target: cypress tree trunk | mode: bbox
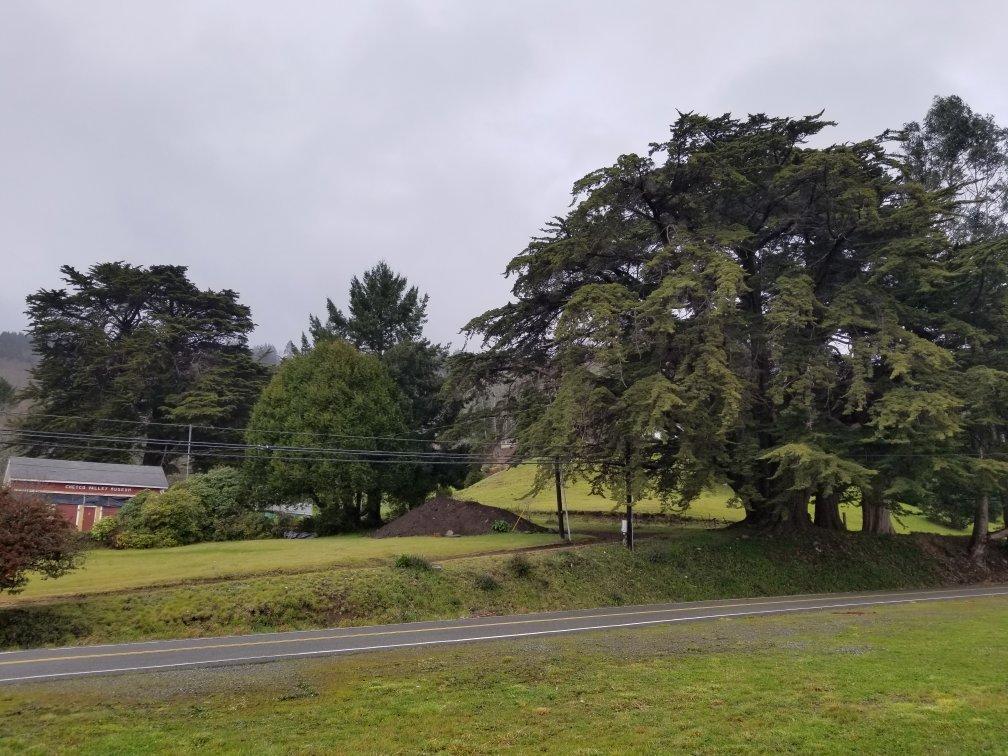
[813,488,845,530]
[353,491,363,528]
[364,489,383,528]
[743,491,813,531]
[969,493,990,562]
[861,487,894,535]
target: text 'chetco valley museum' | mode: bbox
[2,456,168,532]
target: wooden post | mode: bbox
[554,459,570,541]
[185,424,193,480]
[624,457,634,551]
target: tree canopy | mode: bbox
[454,106,1008,535]
[243,340,408,530]
[303,262,467,510]
[17,263,269,468]
[306,261,429,355]
[0,489,82,594]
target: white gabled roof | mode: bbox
[3,456,168,489]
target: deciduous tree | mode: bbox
[0,490,82,593]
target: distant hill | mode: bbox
[0,331,35,389]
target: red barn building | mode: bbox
[2,456,168,532]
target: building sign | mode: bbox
[8,480,160,498]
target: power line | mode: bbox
[3,428,489,460]
[0,408,517,445]
[0,434,545,467]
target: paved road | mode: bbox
[2,585,1006,684]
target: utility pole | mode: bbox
[624,452,634,551]
[185,424,193,480]
[554,458,570,541]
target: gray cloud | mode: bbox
[2,0,1005,348]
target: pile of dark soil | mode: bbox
[373,496,548,538]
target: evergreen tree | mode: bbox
[303,262,466,515]
[454,112,960,531]
[900,96,1008,555]
[307,261,428,355]
[18,263,268,468]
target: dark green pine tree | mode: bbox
[454,111,962,531]
[302,262,466,520]
[307,261,428,355]
[19,263,269,468]
[899,95,1008,556]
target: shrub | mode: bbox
[315,505,352,536]
[491,519,510,533]
[507,553,534,578]
[474,573,500,591]
[134,487,207,546]
[462,467,486,488]
[0,490,83,593]
[115,531,179,550]
[89,516,119,546]
[219,511,275,541]
[186,467,248,533]
[117,489,155,530]
[394,554,432,570]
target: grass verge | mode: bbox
[2,529,1004,650]
[0,532,563,605]
[1,597,1006,753]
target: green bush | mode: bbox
[474,573,500,591]
[491,519,510,533]
[89,516,119,546]
[315,505,352,536]
[219,511,275,541]
[115,531,179,550]
[134,487,207,546]
[394,554,432,570]
[185,467,249,538]
[116,490,155,531]
[507,553,534,578]
[462,467,486,488]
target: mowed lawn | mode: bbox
[2,532,562,605]
[2,597,1006,753]
[459,465,970,534]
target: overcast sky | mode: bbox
[2,1,1006,350]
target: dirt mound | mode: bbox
[373,496,548,538]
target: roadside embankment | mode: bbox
[2,529,1005,650]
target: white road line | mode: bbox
[3,589,1006,683]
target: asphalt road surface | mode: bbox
[3,585,1006,684]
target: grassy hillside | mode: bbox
[4,597,1006,753]
[459,465,969,534]
[2,529,1003,650]
[0,532,563,605]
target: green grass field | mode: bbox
[459,465,970,534]
[1,532,562,605]
[3,529,996,650]
[3,596,1006,753]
